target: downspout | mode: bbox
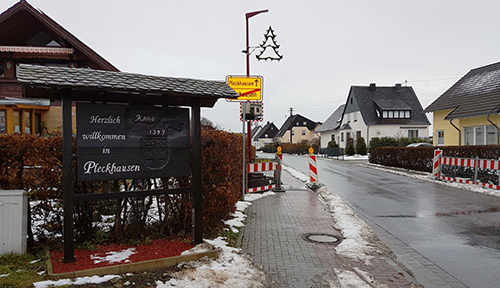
[366,126,370,150]
[449,119,461,146]
[486,114,500,144]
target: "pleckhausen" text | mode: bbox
[83,161,140,175]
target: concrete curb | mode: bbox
[45,245,219,278]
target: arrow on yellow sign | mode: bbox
[226,76,263,101]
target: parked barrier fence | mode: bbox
[247,155,283,193]
[433,149,500,191]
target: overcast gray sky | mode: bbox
[4,0,500,132]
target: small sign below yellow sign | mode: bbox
[226,75,263,101]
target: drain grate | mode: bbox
[301,233,342,245]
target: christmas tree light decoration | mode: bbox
[256,26,283,62]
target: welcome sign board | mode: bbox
[76,103,190,181]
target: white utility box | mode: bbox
[0,190,28,254]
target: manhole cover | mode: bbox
[301,233,342,245]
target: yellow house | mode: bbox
[425,62,500,146]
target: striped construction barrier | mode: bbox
[440,156,500,169]
[309,148,318,183]
[247,162,278,173]
[247,161,278,193]
[434,149,500,191]
[432,149,442,177]
[247,184,277,193]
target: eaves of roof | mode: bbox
[316,104,344,133]
[0,1,118,71]
[17,64,239,107]
[425,62,500,120]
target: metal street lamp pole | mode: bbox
[245,9,268,165]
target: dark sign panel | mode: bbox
[77,103,190,181]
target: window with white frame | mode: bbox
[464,125,498,145]
[437,130,444,146]
[353,112,357,122]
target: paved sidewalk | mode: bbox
[241,170,419,287]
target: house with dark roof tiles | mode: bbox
[275,114,321,144]
[425,61,500,146]
[252,121,278,149]
[335,83,430,149]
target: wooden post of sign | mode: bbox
[192,98,203,244]
[62,88,75,263]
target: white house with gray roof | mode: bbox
[316,104,344,148]
[335,83,430,149]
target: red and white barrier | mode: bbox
[309,151,318,183]
[247,184,277,193]
[247,161,278,193]
[247,162,278,173]
[434,149,500,191]
[432,149,442,177]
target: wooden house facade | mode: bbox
[0,0,118,134]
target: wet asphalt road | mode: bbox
[281,154,500,288]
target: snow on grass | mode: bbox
[343,154,369,161]
[156,236,266,288]
[34,275,121,288]
[90,247,136,264]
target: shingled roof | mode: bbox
[316,104,344,133]
[275,114,321,138]
[350,85,430,126]
[17,64,239,107]
[424,62,500,119]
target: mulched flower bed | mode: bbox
[50,238,194,274]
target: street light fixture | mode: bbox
[246,9,268,77]
[242,9,268,197]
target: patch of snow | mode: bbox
[90,248,136,264]
[244,191,275,202]
[283,165,309,182]
[343,154,369,161]
[33,275,121,288]
[335,269,372,288]
[156,237,266,288]
[181,243,214,256]
[156,192,276,287]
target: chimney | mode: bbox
[395,83,402,92]
[369,83,376,91]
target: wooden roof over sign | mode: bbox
[18,64,239,107]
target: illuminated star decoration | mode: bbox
[256,26,283,62]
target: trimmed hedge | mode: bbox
[0,132,245,244]
[262,140,319,154]
[369,145,500,173]
[368,137,431,153]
